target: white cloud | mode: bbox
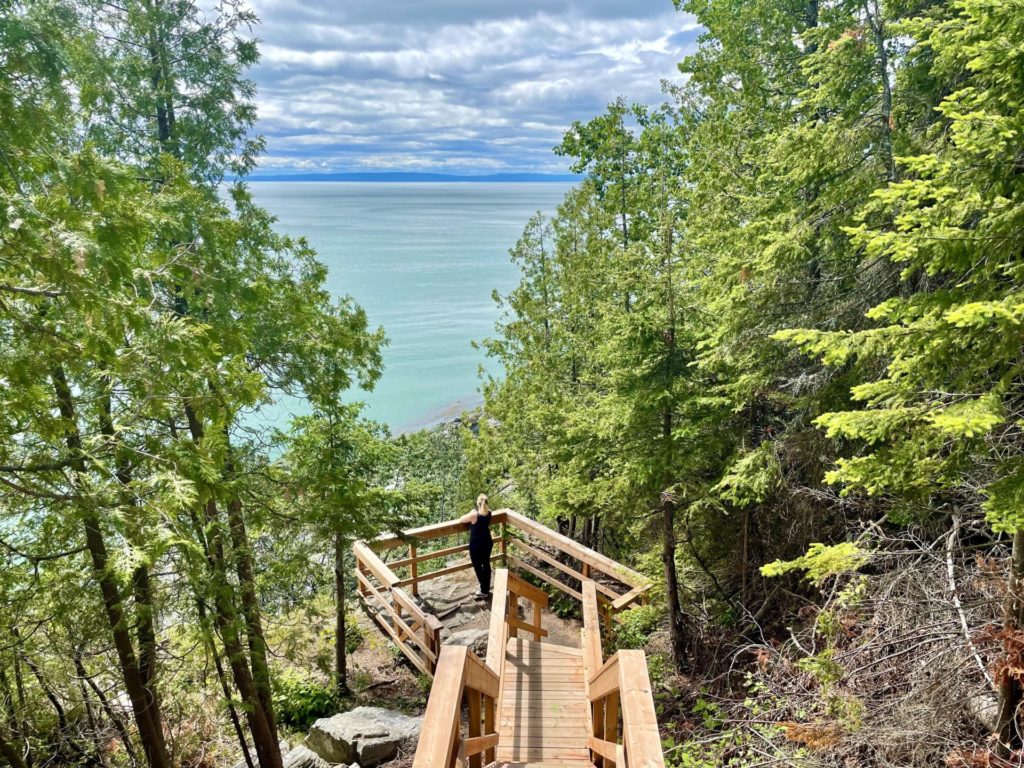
[245,1,700,174]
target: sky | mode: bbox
[245,0,701,176]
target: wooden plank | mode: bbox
[413,646,468,768]
[461,732,498,757]
[611,584,650,611]
[372,511,509,550]
[498,711,589,721]
[501,691,586,702]
[355,570,437,665]
[588,653,620,702]
[506,640,581,658]
[618,650,665,768]
[503,736,590,747]
[507,569,551,607]
[409,543,418,597]
[581,580,603,686]
[507,616,548,640]
[463,651,500,699]
[486,569,510,674]
[390,536,502,568]
[365,609,431,676]
[588,736,618,763]
[498,713,590,725]
[353,541,399,588]
[495,747,591,761]
[484,694,496,764]
[390,586,435,633]
[467,687,482,768]
[394,552,502,588]
[512,539,620,601]
[503,510,645,588]
[507,555,582,601]
[603,689,619,768]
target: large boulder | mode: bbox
[304,707,423,766]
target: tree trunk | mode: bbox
[225,493,279,745]
[74,651,138,767]
[50,367,171,768]
[0,733,27,768]
[183,406,282,768]
[0,665,28,768]
[996,529,1024,753]
[661,493,688,670]
[335,532,349,696]
[196,597,254,768]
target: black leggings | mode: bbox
[469,542,492,594]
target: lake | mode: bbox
[247,181,573,433]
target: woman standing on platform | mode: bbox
[461,493,493,598]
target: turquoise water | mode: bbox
[247,182,572,433]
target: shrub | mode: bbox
[272,669,337,728]
[609,604,661,652]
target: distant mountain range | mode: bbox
[246,171,582,183]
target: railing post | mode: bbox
[427,615,443,675]
[409,542,418,597]
[507,586,518,639]
[484,694,495,765]
[604,689,619,768]
[500,522,508,565]
[467,689,482,768]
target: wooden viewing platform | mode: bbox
[353,511,665,767]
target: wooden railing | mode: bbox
[485,569,549,673]
[582,581,665,768]
[412,645,499,768]
[502,509,651,625]
[353,508,651,676]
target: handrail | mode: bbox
[412,645,499,768]
[485,570,511,674]
[354,509,651,677]
[583,579,665,768]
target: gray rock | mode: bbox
[448,627,489,656]
[305,707,423,767]
[283,746,329,768]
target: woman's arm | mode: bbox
[459,509,478,525]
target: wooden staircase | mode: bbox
[352,510,663,767]
[498,637,591,765]
[411,569,665,768]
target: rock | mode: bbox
[448,627,489,655]
[305,707,423,767]
[283,746,329,768]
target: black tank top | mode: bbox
[468,511,492,548]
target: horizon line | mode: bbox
[242,170,583,183]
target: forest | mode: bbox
[2,0,1023,767]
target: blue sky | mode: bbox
[246,0,701,175]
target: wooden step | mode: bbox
[497,637,591,765]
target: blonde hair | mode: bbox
[476,493,490,515]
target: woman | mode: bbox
[461,493,493,598]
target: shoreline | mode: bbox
[393,392,484,435]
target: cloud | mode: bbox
[244,0,700,174]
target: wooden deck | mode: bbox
[363,511,664,768]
